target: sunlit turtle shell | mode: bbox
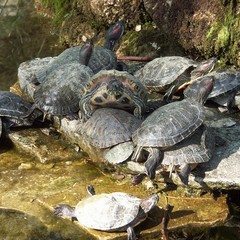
[33,63,93,118]
[54,187,159,237]
[79,70,148,121]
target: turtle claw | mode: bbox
[132,173,146,185]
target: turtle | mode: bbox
[0,91,40,128]
[80,108,142,164]
[162,125,214,185]
[33,21,124,85]
[131,75,214,183]
[134,56,217,102]
[26,41,94,119]
[79,69,148,121]
[54,185,159,240]
[184,69,240,112]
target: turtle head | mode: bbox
[195,75,215,104]
[79,39,93,65]
[191,57,218,79]
[104,21,124,51]
[107,79,124,97]
[54,204,76,220]
[140,194,159,213]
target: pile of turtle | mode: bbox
[1,20,240,188]
[1,20,240,240]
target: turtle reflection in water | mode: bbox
[131,76,214,185]
[54,185,159,240]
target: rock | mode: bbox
[8,128,83,163]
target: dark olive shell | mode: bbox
[33,63,93,116]
[132,99,205,148]
[162,125,214,165]
[81,108,142,148]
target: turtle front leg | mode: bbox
[79,95,93,122]
[127,226,136,240]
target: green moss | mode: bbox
[205,0,240,66]
[41,0,73,25]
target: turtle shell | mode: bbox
[132,99,205,148]
[74,192,143,231]
[134,56,197,92]
[80,70,148,118]
[81,108,142,148]
[35,46,116,84]
[0,91,34,127]
[207,70,240,98]
[33,63,93,116]
[162,125,214,166]
[184,70,240,107]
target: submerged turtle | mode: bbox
[185,69,240,112]
[27,42,94,119]
[34,21,124,84]
[0,91,40,127]
[131,75,214,183]
[81,108,142,163]
[162,125,214,185]
[79,69,148,121]
[134,56,217,102]
[54,185,159,240]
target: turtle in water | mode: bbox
[79,69,148,121]
[0,91,40,128]
[54,185,159,240]
[134,56,217,102]
[162,125,214,185]
[131,75,214,184]
[34,21,124,84]
[80,108,142,164]
[26,41,94,119]
[184,69,240,112]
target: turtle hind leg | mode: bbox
[144,148,163,179]
[178,163,191,186]
[127,226,136,240]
